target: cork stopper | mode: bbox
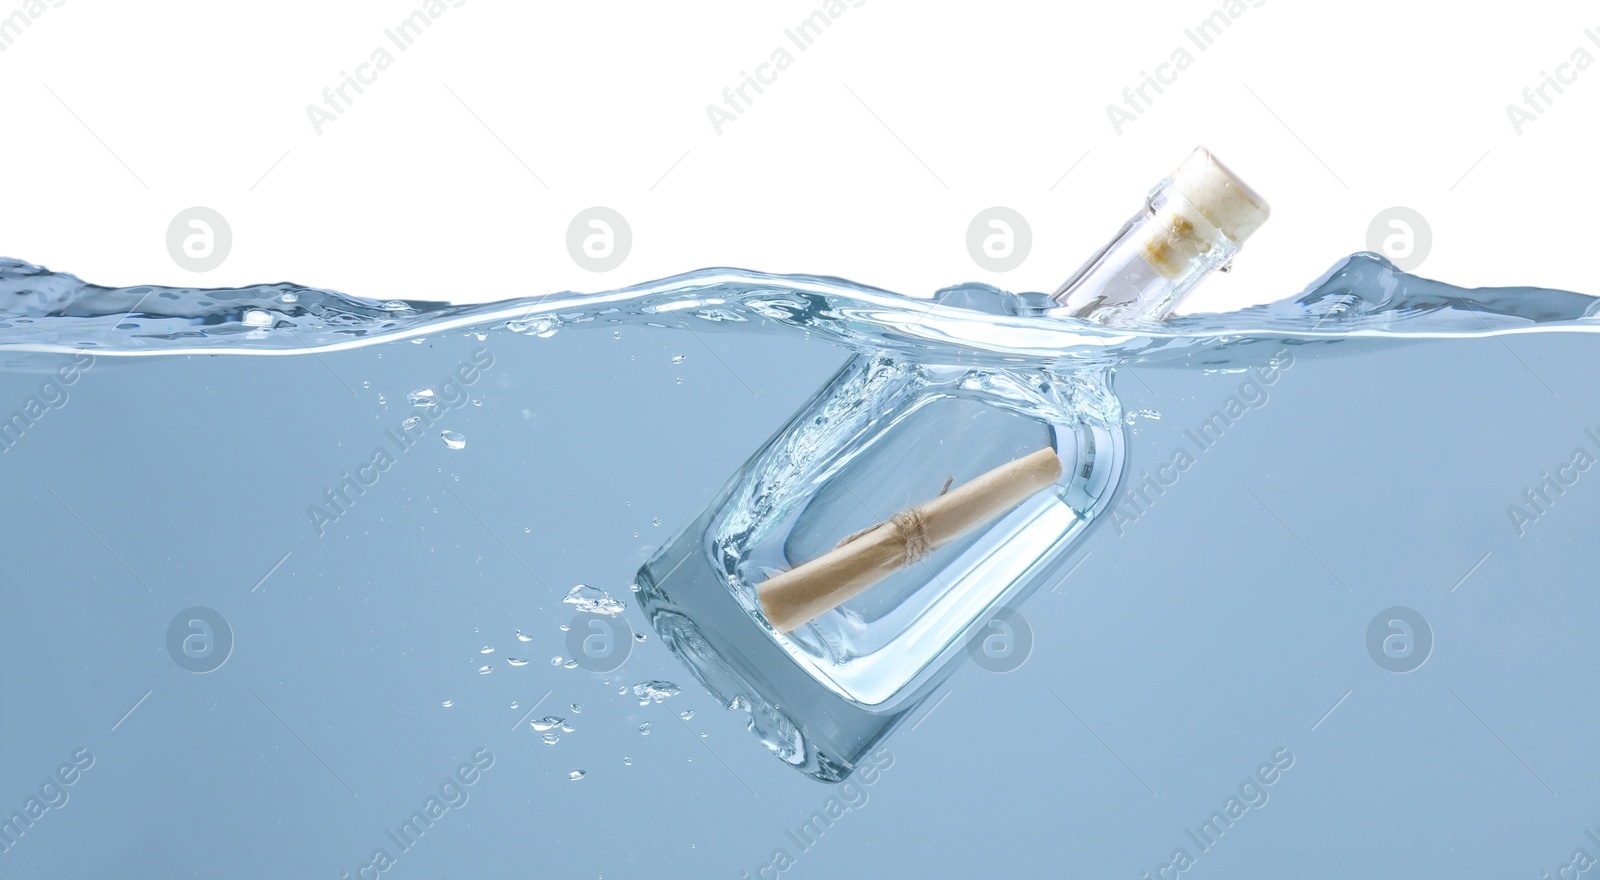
[1169,148,1269,244]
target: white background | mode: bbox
[2,0,1596,312]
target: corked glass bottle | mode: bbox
[638,148,1269,781]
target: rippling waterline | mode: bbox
[1,253,1596,369]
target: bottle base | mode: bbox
[635,508,921,783]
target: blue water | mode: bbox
[1,252,1597,877]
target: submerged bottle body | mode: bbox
[637,347,1128,779]
[715,354,1123,707]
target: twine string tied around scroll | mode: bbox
[832,475,953,565]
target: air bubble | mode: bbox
[632,681,681,705]
[563,584,625,616]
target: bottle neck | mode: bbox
[1051,181,1240,325]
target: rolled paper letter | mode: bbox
[757,446,1064,632]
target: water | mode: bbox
[7,252,1598,364]
[564,584,627,616]
[631,681,682,705]
[3,252,1599,877]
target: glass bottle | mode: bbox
[637,148,1269,781]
